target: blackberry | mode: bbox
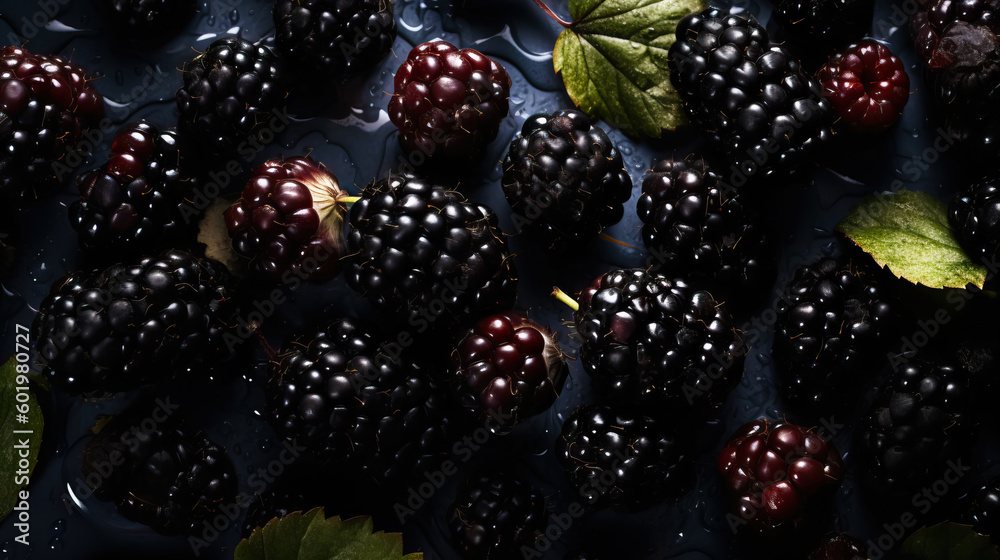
[175,37,285,156]
[0,46,104,208]
[809,534,868,560]
[667,8,833,180]
[345,173,517,332]
[718,419,845,535]
[273,0,396,80]
[856,358,975,507]
[967,478,1000,545]
[500,109,632,249]
[101,0,196,36]
[570,268,744,420]
[388,41,511,162]
[81,400,237,535]
[556,404,694,511]
[773,0,874,66]
[33,249,240,395]
[772,257,895,414]
[225,155,350,282]
[949,174,1000,264]
[447,312,568,434]
[635,154,772,301]
[818,40,910,132]
[70,121,197,258]
[265,318,452,487]
[447,469,546,560]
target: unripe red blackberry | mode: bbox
[818,40,910,132]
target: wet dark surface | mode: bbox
[0,0,997,558]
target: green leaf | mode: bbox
[552,0,705,137]
[0,356,44,521]
[235,508,423,560]
[900,522,1000,560]
[836,190,988,289]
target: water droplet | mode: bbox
[229,9,239,24]
[51,518,66,534]
[49,537,63,551]
[207,14,217,26]
[115,70,124,86]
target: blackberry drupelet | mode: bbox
[773,0,874,65]
[667,8,833,180]
[818,40,910,131]
[856,358,975,507]
[556,404,694,511]
[345,173,517,331]
[225,155,350,282]
[265,318,452,487]
[635,154,772,300]
[447,312,567,434]
[571,268,745,420]
[82,401,237,535]
[809,534,868,560]
[718,419,845,535]
[70,121,197,258]
[101,0,196,36]
[273,0,396,80]
[949,174,1000,263]
[0,46,104,207]
[388,41,511,162]
[501,109,631,249]
[772,257,895,414]
[33,249,240,395]
[447,469,546,560]
[175,37,285,155]
[967,478,1000,544]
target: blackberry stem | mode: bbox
[551,287,579,311]
[533,0,572,28]
[598,232,634,248]
[339,196,361,204]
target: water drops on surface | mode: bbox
[49,536,63,550]
[51,518,66,534]
[822,241,838,255]
[206,14,216,26]
[115,70,124,86]
[765,405,783,418]
[229,9,240,24]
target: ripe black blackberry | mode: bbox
[772,257,895,414]
[175,37,285,155]
[809,533,868,559]
[949,174,1000,264]
[636,154,772,302]
[967,478,1000,545]
[273,0,396,80]
[856,358,975,507]
[70,121,197,258]
[345,173,517,332]
[556,404,694,511]
[667,8,833,180]
[81,401,237,535]
[567,268,744,420]
[0,46,104,208]
[501,109,632,249]
[101,0,196,36]
[33,249,240,395]
[447,469,546,560]
[774,0,874,66]
[265,318,452,487]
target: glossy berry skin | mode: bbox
[225,156,347,282]
[950,175,1000,262]
[556,404,694,511]
[968,478,1000,545]
[388,41,511,162]
[774,0,874,65]
[175,37,284,155]
[82,402,237,535]
[773,258,895,415]
[70,121,196,258]
[0,46,104,207]
[266,318,452,487]
[101,0,196,36]
[668,9,833,180]
[447,470,545,560]
[273,0,396,80]
[447,312,567,434]
[818,40,910,131]
[573,268,745,420]
[717,419,845,535]
[808,533,868,560]
[636,154,772,300]
[857,359,974,506]
[501,109,632,249]
[345,173,517,332]
[33,250,239,395]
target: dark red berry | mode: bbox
[388,40,511,162]
[809,533,868,560]
[818,39,910,131]
[717,419,845,535]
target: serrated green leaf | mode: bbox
[900,522,1000,560]
[235,508,422,560]
[552,0,705,137]
[836,190,988,289]
[0,356,44,522]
